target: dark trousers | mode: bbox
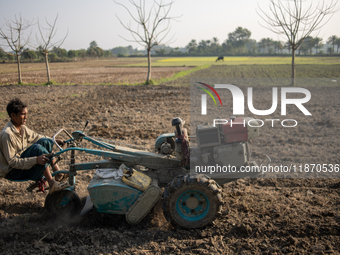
[5,138,54,182]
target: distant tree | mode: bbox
[114,0,180,84]
[89,41,98,49]
[53,47,67,58]
[48,52,58,62]
[0,14,33,84]
[300,40,309,55]
[284,41,291,54]
[258,38,274,54]
[95,47,104,57]
[67,50,77,59]
[211,37,220,55]
[308,37,317,54]
[313,37,323,54]
[327,35,338,54]
[258,38,267,53]
[221,39,232,54]
[111,46,129,56]
[87,47,96,58]
[327,47,334,55]
[22,48,37,61]
[258,0,339,85]
[265,38,274,54]
[246,39,258,54]
[170,47,181,55]
[335,37,340,53]
[126,45,135,55]
[186,39,197,54]
[86,42,104,58]
[76,49,86,58]
[198,40,209,54]
[0,47,7,60]
[156,48,166,56]
[300,36,315,54]
[228,27,251,54]
[104,50,113,57]
[273,40,284,54]
[211,37,219,46]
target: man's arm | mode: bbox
[25,126,64,147]
[0,133,37,170]
[25,126,46,144]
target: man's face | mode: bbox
[11,107,28,127]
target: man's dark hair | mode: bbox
[6,98,28,117]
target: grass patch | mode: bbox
[153,64,211,85]
[143,56,340,67]
[44,80,57,85]
[159,64,340,87]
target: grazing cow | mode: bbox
[216,56,224,62]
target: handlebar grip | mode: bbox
[45,153,55,159]
[53,128,73,151]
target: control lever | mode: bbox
[82,120,89,133]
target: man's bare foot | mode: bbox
[49,182,71,195]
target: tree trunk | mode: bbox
[291,49,296,86]
[16,54,22,84]
[146,48,151,84]
[44,53,51,84]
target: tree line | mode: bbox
[0,41,113,63]
[184,28,340,56]
[2,31,339,65]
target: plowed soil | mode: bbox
[0,65,339,254]
[0,64,191,85]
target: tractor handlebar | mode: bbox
[53,128,73,151]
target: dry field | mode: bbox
[0,64,339,254]
[0,58,191,85]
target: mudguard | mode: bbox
[155,133,175,151]
[87,178,142,214]
[126,180,161,224]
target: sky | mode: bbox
[0,0,339,51]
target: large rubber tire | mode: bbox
[162,173,223,229]
[45,190,82,217]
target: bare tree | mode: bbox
[114,0,179,84]
[36,14,68,85]
[0,14,33,84]
[258,0,338,85]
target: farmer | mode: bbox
[0,98,69,194]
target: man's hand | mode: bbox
[56,139,65,147]
[37,155,49,165]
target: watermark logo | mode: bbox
[196,82,222,115]
[199,83,312,116]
